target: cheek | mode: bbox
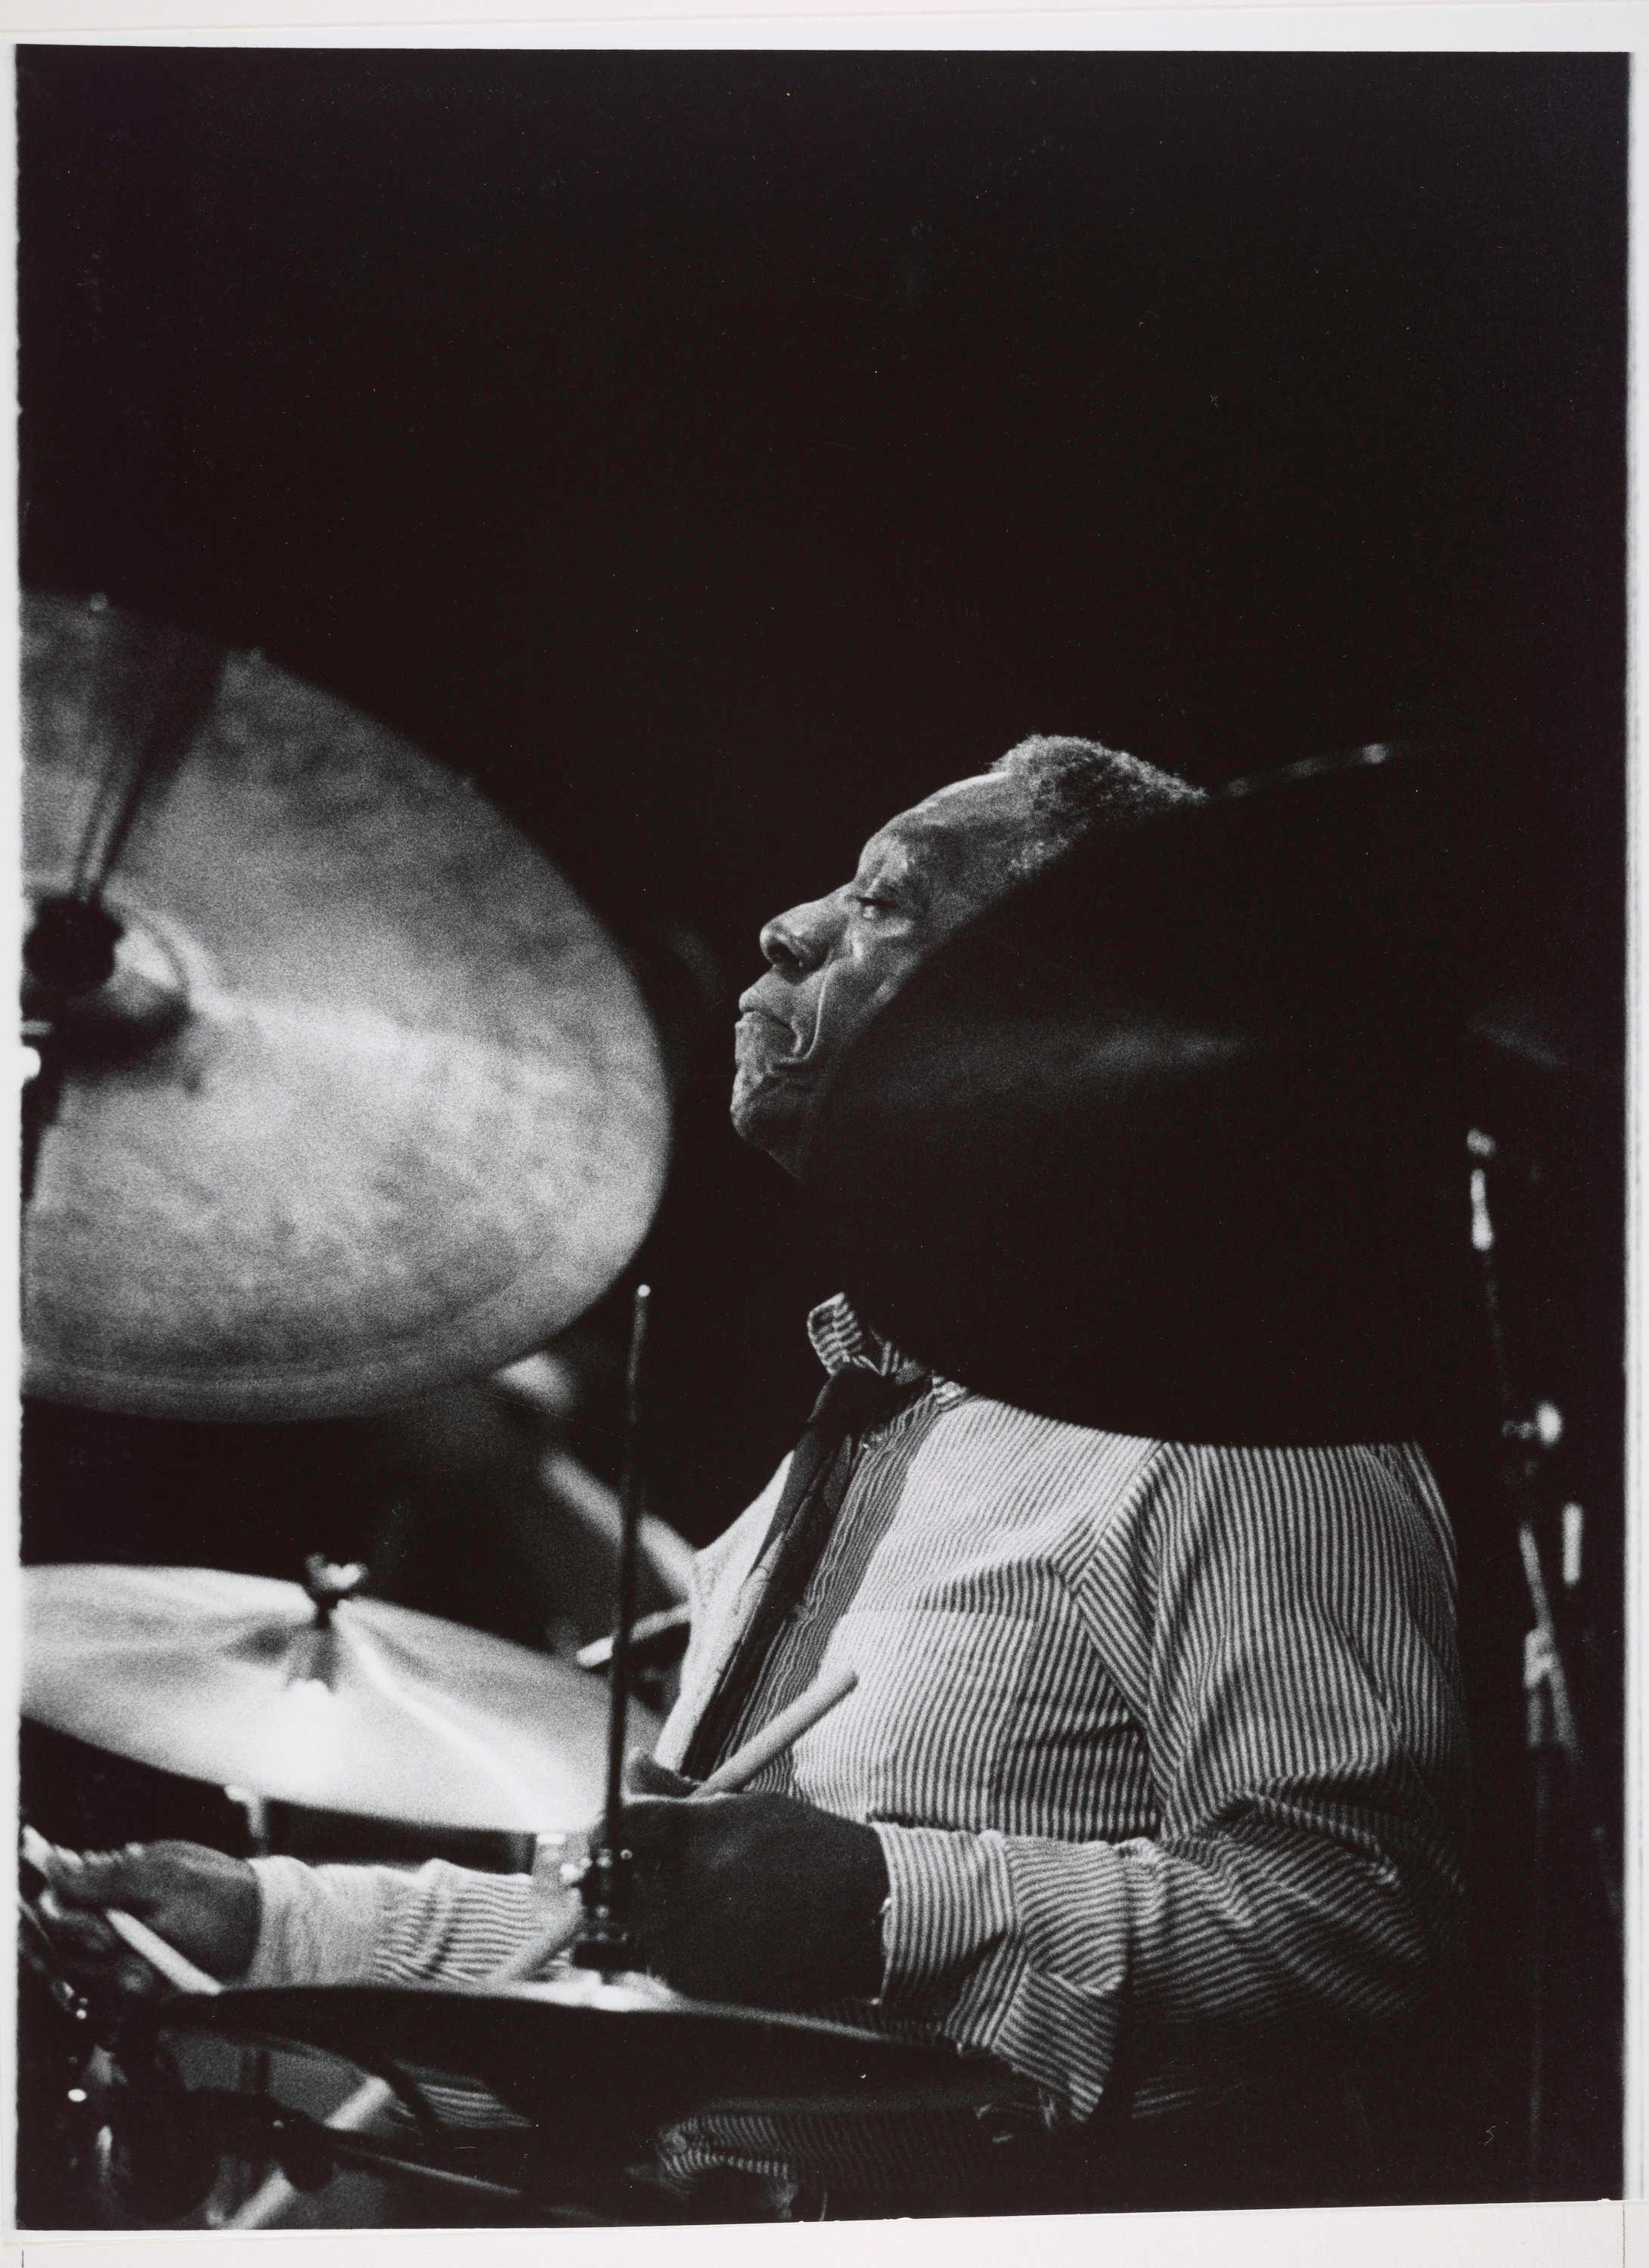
[814,944,918,1052]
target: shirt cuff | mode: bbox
[243,1855,386,1989]
[873,1823,1021,2010]
[871,1822,1130,2121]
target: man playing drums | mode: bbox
[39,736,1468,2217]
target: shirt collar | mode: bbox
[806,1294,966,1405]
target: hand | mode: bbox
[619,1789,889,2009]
[35,1841,261,2002]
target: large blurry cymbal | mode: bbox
[807,747,1492,1446]
[22,1563,658,1833]
[23,590,669,1420]
[173,1971,1004,2134]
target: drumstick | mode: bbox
[697,1662,858,1795]
[231,1664,860,2231]
[101,1907,224,1996]
[20,1825,222,1997]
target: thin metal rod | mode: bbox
[312,2133,525,2201]
[1468,1132,1622,2201]
[20,1045,67,1212]
[1472,1142,1620,1917]
[602,1284,651,1864]
[73,631,225,907]
[1527,1686,1551,2199]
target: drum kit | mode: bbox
[14,587,1615,2220]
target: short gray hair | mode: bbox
[988,733,1205,882]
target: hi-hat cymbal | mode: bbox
[22,1563,658,1833]
[23,590,669,1421]
[807,746,1492,1446]
[172,1971,1005,2135]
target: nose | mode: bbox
[758,897,832,980]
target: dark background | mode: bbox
[17,46,1628,2204]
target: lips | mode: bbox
[735,1005,810,1073]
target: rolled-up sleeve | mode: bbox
[870,1442,1468,2121]
[244,1852,560,1989]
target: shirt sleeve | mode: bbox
[869,1441,1468,2123]
[243,1848,566,1989]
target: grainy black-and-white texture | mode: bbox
[246,1293,1466,2201]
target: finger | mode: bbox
[626,1752,698,1798]
[76,1952,167,2006]
[36,1889,124,1966]
[48,1847,144,1912]
[87,1845,175,1919]
[43,1886,172,2002]
[114,1956,164,2000]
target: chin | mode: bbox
[730,1079,808,1173]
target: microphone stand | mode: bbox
[1466,1130,1620,2197]
[572,1282,652,1972]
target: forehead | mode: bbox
[860,772,1037,878]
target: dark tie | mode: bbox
[679,1366,923,1780]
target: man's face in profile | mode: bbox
[732,770,1043,1176]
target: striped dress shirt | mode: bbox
[246,1294,1468,2200]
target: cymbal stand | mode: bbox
[205,1784,276,2221]
[572,1283,652,1972]
[20,899,123,1207]
[203,1561,368,2222]
[21,622,224,1212]
[1466,1130,1620,2197]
